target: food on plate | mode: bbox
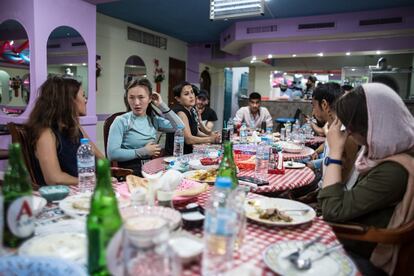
[188,169,217,182]
[247,200,293,223]
[200,157,220,166]
[174,182,209,197]
[126,175,149,192]
[72,196,91,211]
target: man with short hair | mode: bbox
[234,92,273,129]
[308,83,359,188]
[304,75,317,99]
[195,89,218,133]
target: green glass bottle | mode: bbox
[87,159,122,276]
[217,141,239,189]
[3,143,34,248]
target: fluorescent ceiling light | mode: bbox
[292,54,296,57]
[317,52,324,57]
[267,54,272,59]
[376,50,381,55]
[346,52,351,56]
[210,0,264,20]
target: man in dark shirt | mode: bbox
[195,90,218,133]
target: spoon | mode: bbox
[293,244,343,270]
[285,236,322,263]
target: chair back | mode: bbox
[103,112,126,157]
[7,123,39,190]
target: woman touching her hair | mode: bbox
[107,78,184,176]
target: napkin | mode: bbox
[142,170,163,205]
[159,169,183,192]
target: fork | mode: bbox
[285,236,323,263]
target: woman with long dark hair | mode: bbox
[318,83,414,275]
[26,76,104,186]
[107,78,183,175]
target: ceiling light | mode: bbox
[346,52,351,56]
[376,50,381,55]
[329,73,334,76]
[313,73,318,76]
[317,52,324,57]
[69,64,73,66]
[210,0,264,20]
[283,72,287,75]
[267,54,272,59]
[252,56,257,61]
[292,54,296,57]
[351,68,356,71]
[82,63,86,66]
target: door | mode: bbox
[168,57,186,106]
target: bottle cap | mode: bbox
[80,138,89,144]
[215,177,232,189]
[177,125,184,129]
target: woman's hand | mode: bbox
[327,118,348,159]
[210,132,221,144]
[151,92,163,107]
[145,141,161,157]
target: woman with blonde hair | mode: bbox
[26,76,103,186]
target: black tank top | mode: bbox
[165,105,198,155]
[34,128,83,186]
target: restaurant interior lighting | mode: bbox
[376,50,381,55]
[210,0,265,20]
[346,52,351,56]
[317,52,324,57]
[267,54,272,59]
[292,54,297,57]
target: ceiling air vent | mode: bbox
[72,42,86,47]
[359,17,403,26]
[127,27,167,50]
[246,25,277,34]
[298,22,335,30]
[47,44,60,49]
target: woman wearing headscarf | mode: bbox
[318,83,414,275]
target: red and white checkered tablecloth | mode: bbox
[142,157,315,194]
[182,191,339,276]
[238,168,315,194]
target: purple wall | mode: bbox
[0,0,97,169]
[0,0,97,137]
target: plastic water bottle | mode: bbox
[173,126,184,158]
[77,138,95,193]
[255,137,270,181]
[227,118,234,141]
[266,127,273,145]
[202,177,237,276]
[240,122,247,144]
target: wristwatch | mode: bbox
[324,156,343,166]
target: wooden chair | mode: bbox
[103,111,126,158]
[7,123,40,190]
[328,220,414,275]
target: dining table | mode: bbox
[25,180,360,276]
[142,155,315,195]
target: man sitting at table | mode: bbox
[234,92,273,130]
[307,82,360,189]
[195,89,218,133]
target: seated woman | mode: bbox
[26,76,104,186]
[107,78,184,176]
[165,82,220,155]
[318,83,414,275]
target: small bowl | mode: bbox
[39,185,70,202]
[169,231,204,264]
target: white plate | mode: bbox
[59,193,129,219]
[188,159,219,170]
[278,141,303,153]
[263,241,357,276]
[284,161,306,169]
[244,197,316,226]
[183,170,216,184]
[32,196,47,216]
[163,157,176,163]
[35,219,85,235]
[19,232,87,265]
